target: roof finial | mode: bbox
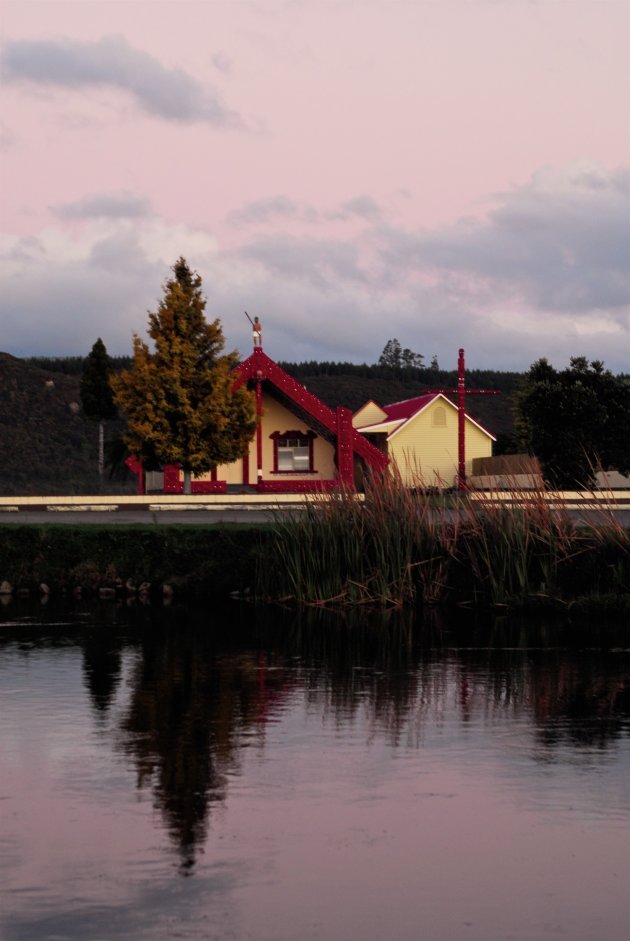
[245,311,263,350]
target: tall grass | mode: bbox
[459,485,630,606]
[457,489,577,606]
[262,470,457,607]
[260,475,630,610]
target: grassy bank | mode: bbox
[0,483,628,614]
[0,524,271,601]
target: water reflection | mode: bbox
[0,600,628,941]
[529,654,630,751]
[118,617,269,872]
[82,630,123,714]
[83,603,629,873]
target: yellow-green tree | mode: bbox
[112,258,256,493]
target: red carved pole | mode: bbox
[256,372,263,487]
[336,406,355,489]
[458,348,466,491]
[429,349,500,492]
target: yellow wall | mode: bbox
[217,458,245,485]
[190,393,489,489]
[198,391,336,484]
[353,401,388,429]
[387,398,492,488]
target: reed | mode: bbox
[263,470,458,607]
[261,475,630,610]
[456,488,577,606]
[559,503,630,599]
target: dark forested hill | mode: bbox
[278,361,521,442]
[0,353,131,495]
[1,353,522,495]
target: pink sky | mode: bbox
[1,0,629,371]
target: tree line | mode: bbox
[278,358,523,393]
[67,257,630,490]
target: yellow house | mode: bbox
[139,348,388,494]
[353,393,495,489]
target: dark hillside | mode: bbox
[2,353,523,494]
[0,353,131,495]
[280,364,521,441]
[23,354,132,376]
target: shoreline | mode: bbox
[0,519,628,617]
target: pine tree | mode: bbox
[378,338,425,370]
[112,258,256,494]
[401,347,424,369]
[378,338,403,368]
[80,338,118,481]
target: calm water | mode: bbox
[0,601,628,941]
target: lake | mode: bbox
[1,600,628,941]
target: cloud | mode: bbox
[0,120,15,150]
[227,196,304,226]
[332,195,382,222]
[0,221,216,357]
[52,193,152,220]
[238,233,369,287]
[229,194,383,227]
[378,164,630,319]
[1,35,242,126]
[1,164,629,374]
[211,52,232,75]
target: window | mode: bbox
[432,406,446,427]
[278,437,310,471]
[271,430,316,473]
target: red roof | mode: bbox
[362,392,495,440]
[383,394,439,422]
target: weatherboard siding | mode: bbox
[258,394,336,480]
[207,392,336,484]
[388,399,492,488]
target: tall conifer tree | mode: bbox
[112,258,256,493]
[80,337,117,481]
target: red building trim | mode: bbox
[258,479,338,493]
[269,429,316,474]
[162,464,226,494]
[232,349,388,489]
[126,347,388,495]
[125,456,145,495]
[336,407,354,484]
[255,375,263,482]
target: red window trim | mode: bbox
[269,429,316,474]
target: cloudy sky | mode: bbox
[1,0,629,372]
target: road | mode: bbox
[0,507,288,525]
[1,505,628,527]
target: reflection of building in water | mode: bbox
[113,608,630,872]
